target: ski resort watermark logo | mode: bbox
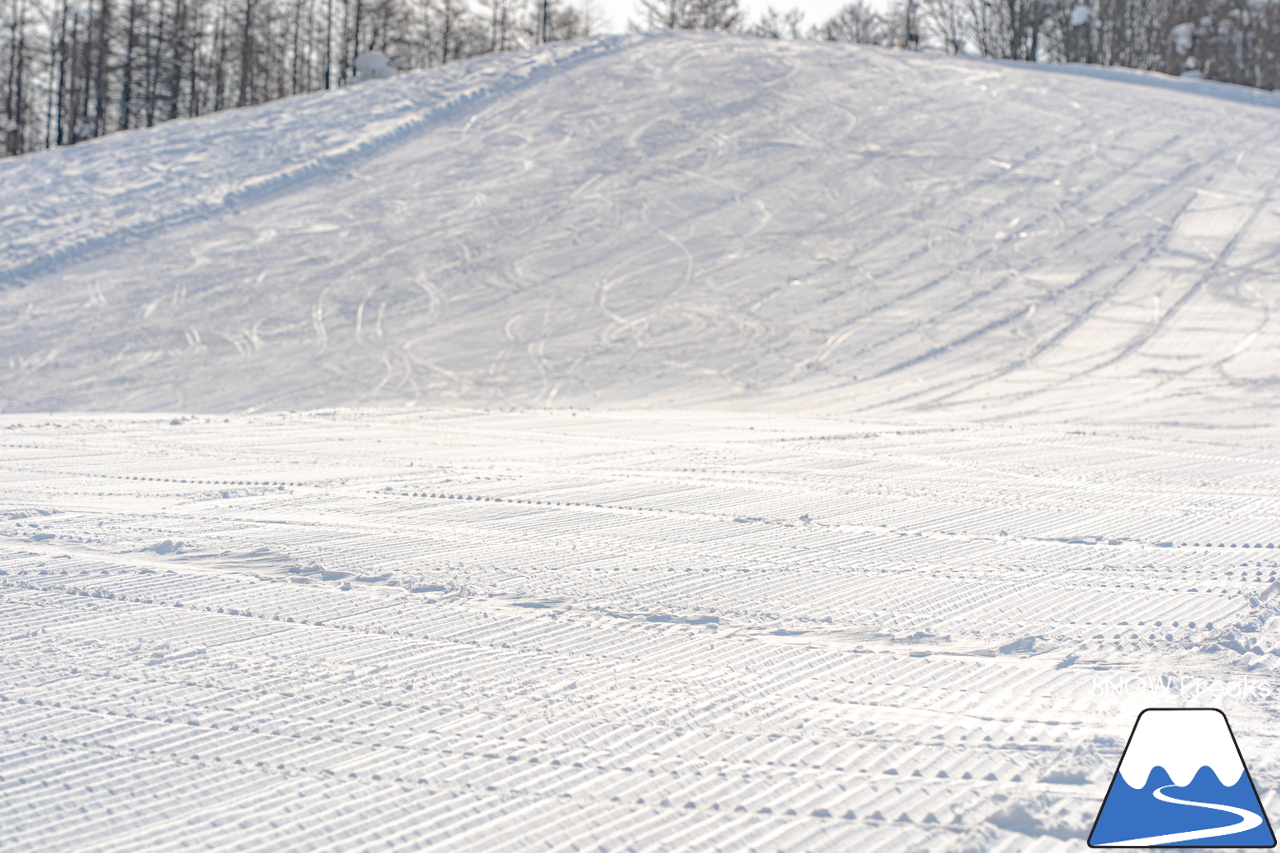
[1089,708,1276,848]
[1092,672,1276,708]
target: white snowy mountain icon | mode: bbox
[1089,708,1276,847]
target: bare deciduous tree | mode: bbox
[749,5,803,38]
[819,0,890,44]
[635,0,740,31]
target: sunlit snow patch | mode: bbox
[1089,708,1276,848]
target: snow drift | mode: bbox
[2,31,1278,421]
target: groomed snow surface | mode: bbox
[5,410,1280,852]
[3,30,1280,853]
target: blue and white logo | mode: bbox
[1090,708,1276,847]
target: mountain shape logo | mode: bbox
[1090,708,1276,847]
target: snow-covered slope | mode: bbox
[4,32,1279,420]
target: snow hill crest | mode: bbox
[2,32,1279,420]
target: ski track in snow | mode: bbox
[2,409,1280,851]
[2,33,1280,421]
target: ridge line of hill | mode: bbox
[0,33,647,289]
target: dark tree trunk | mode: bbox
[119,0,139,129]
[237,0,253,106]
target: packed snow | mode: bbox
[3,31,1280,853]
